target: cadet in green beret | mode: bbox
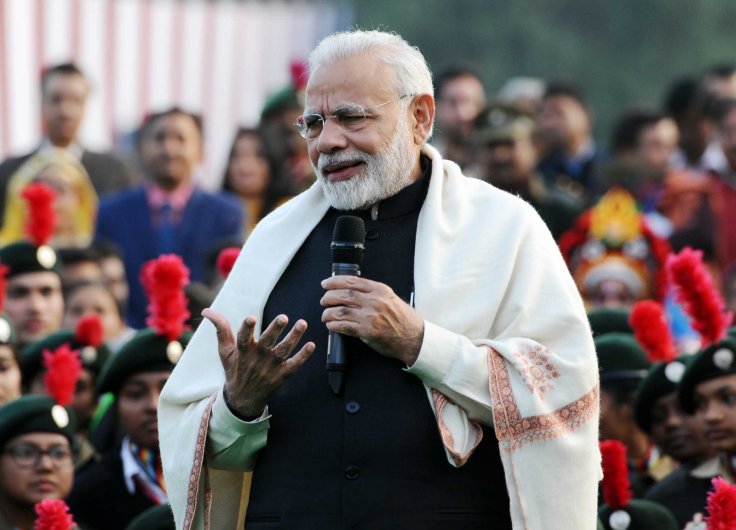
[0,241,64,350]
[0,313,20,407]
[0,395,76,529]
[588,307,633,337]
[67,255,191,530]
[597,333,654,495]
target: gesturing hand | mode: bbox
[320,276,424,366]
[202,308,315,418]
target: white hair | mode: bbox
[308,30,434,101]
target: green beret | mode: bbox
[260,86,301,121]
[596,333,650,382]
[0,395,76,449]
[598,499,679,530]
[20,330,112,384]
[0,241,61,277]
[125,503,175,530]
[597,519,604,530]
[97,329,192,395]
[634,355,692,433]
[678,338,736,414]
[588,308,633,337]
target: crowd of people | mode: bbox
[0,35,736,529]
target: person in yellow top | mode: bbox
[0,148,98,248]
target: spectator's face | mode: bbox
[480,135,537,188]
[436,75,486,136]
[694,374,736,452]
[649,392,709,463]
[100,256,129,308]
[635,118,679,174]
[719,108,736,172]
[41,73,88,147]
[675,109,712,162]
[139,113,202,189]
[60,261,103,290]
[0,433,73,507]
[29,370,97,431]
[304,54,427,210]
[584,279,638,309]
[538,95,590,152]
[0,345,21,406]
[63,284,125,342]
[5,273,63,347]
[117,371,170,449]
[227,134,271,199]
[599,388,633,441]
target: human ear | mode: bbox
[410,94,435,146]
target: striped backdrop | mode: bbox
[0,0,348,188]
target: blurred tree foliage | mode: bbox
[345,0,736,145]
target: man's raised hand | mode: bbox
[202,308,315,418]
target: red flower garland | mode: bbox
[629,300,676,363]
[43,344,82,407]
[34,498,76,530]
[706,476,736,530]
[140,254,191,341]
[600,439,632,511]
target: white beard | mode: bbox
[315,121,417,211]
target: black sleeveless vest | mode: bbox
[247,166,511,529]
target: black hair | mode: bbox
[64,279,125,320]
[136,107,204,145]
[712,98,736,125]
[90,239,124,261]
[542,81,589,111]
[434,65,484,100]
[57,246,101,267]
[611,109,668,154]
[40,62,86,94]
[705,63,736,79]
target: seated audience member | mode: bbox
[559,187,671,309]
[67,255,191,530]
[598,439,679,530]
[0,62,134,226]
[536,82,606,203]
[91,240,129,315]
[0,395,76,529]
[608,109,679,209]
[95,108,243,328]
[222,128,291,236]
[471,104,583,239]
[0,149,98,248]
[20,315,110,469]
[63,280,134,352]
[596,333,654,496]
[432,65,487,169]
[57,246,104,290]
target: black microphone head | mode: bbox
[332,215,365,265]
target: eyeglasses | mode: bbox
[3,443,73,469]
[295,94,414,139]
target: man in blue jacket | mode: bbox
[96,108,243,328]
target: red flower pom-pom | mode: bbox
[290,60,308,89]
[216,247,240,279]
[140,254,191,341]
[21,182,56,246]
[0,264,9,314]
[34,498,76,530]
[667,247,733,346]
[74,314,104,348]
[600,439,632,511]
[630,300,677,363]
[43,344,82,406]
[706,476,736,530]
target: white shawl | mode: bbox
[159,144,601,529]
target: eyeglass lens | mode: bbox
[5,443,72,468]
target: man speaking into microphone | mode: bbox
[159,30,600,530]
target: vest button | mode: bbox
[345,401,360,414]
[366,230,379,240]
[344,465,360,480]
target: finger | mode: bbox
[325,320,361,338]
[273,319,308,360]
[259,314,289,350]
[282,342,316,375]
[236,315,257,352]
[320,288,364,308]
[321,275,375,292]
[202,308,235,349]
[321,306,359,324]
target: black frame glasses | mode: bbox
[3,443,73,469]
[294,94,414,139]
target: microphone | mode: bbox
[327,215,365,395]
